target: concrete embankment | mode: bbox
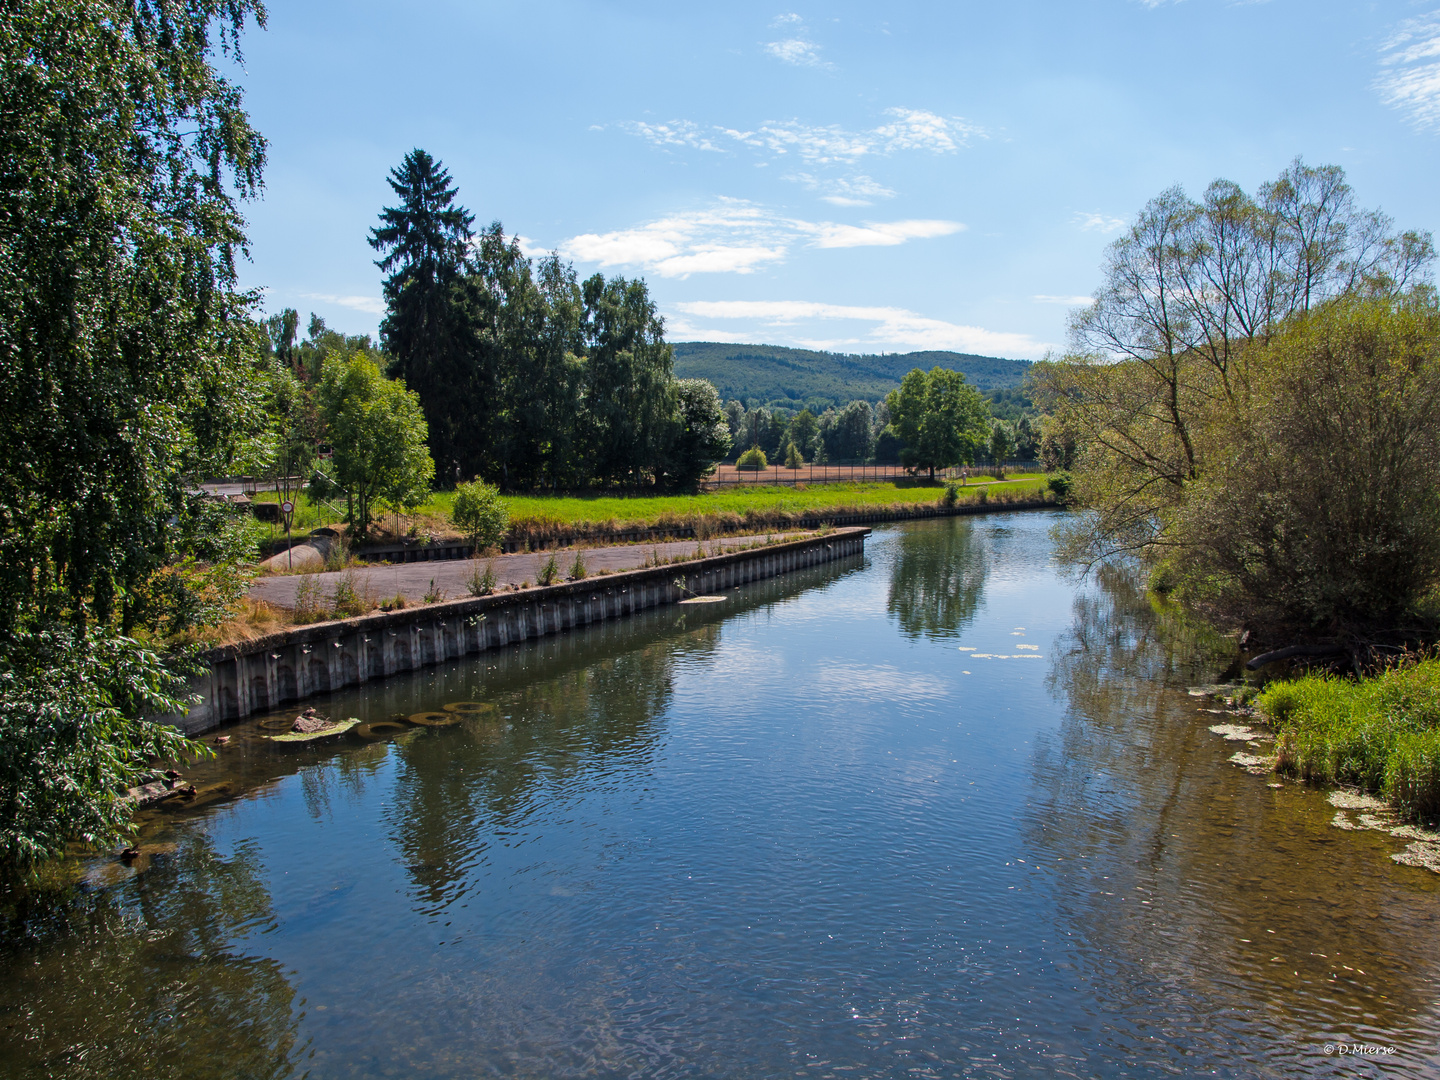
[174,527,870,734]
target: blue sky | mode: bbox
[232,0,1440,360]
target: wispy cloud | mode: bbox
[671,299,1050,358]
[808,219,965,248]
[764,12,830,67]
[556,200,964,278]
[629,120,726,152]
[301,292,384,315]
[1377,11,1440,130]
[1073,211,1126,234]
[786,172,897,206]
[630,108,984,166]
[1033,294,1094,306]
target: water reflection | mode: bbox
[885,518,988,640]
[388,629,714,911]
[0,832,302,1080]
[1031,558,1440,1076]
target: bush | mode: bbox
[538,554,559,586]
[942,483,960,508]
[784,441,803,469]
[1046,471,1073,506]
[736,445,768,471]
[1258,658,1440,819]
[452,479,510,551]
[1387,730,1440,824]
[467,558,497,597]
[569,550,587,580]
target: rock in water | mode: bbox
[291,709,332,734]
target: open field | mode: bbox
[250,474,1048,543]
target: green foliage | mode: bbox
[466,559,497,597]
[0,628,205,870]
[664,379,732,489]
[736,446,768,471]
[1046,471,1074,506]
[942,483,960,508]
[0,0,272,635]
[569,550,588,580]
[821,400,875,462]
[316,354,435,537]
[370,149,474,478]
[989,422,1015,473]
[1036,162,1439,638]
[671,342,1031,409]
[451,480,509,551]
[784,441,804,469]
[538,555,560,587]
[885,367,992,478]
[1259,659,1440,820]
[786,409,821,461]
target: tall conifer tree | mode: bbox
[369,149,474,480]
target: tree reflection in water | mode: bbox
[886,518,990,641]
[387,621,722,912]
[0,832,302,1080]
[1029,559,1440,1076]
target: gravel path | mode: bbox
[247,533,797,610]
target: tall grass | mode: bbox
[1258,657,1440,823]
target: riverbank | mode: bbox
[174,527,869,733]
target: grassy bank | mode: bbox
[1258,657,1440,823]
[254,474,1049,546]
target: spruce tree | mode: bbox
[369,149,474,480]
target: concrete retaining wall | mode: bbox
[177,527,869,734]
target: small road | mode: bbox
[247,533,797,610]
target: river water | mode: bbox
[4,512,1440,1078]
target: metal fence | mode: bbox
[702,461,1041,489]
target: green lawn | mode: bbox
[254,473,1048,538]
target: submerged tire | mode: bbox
[357,720,410,739]
[256,717,295,732]
[443,701,496,715]
[409,711,461,727]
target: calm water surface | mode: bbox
[4,513,1440,1078]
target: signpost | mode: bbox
[281,501,295,570]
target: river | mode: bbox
[3,511,1438,1078]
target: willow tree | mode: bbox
[0,0,272,869]
[1033,160,1439,641]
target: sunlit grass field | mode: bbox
[253,473,1047,538]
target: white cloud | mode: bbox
[806,219,965,248]
[787,172,897,206]
[875,107,984,153]
[629,109,984,168]
[1033,294,1095,305]
[301,293,385,315]
[1377,11,1440,130]
[1073,211,1126,234]
[556,200,963,278]
[627,120,725,152]
[672,299,1050,358]
[765,38,827,66]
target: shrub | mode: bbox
[1046,471,1073,506]
[977,488,989,505]
[1387,730,1440,825]
[1258,658,1440,820]
[942,483,959,508]
[423,578,447,604]
[293,575,326,624]
[569,550,587,580]
[452,479,510,551]
[736,445,768,471]
[784,441,803,469]
[467,558,497,597]
[538,554,559,586]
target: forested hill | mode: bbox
[672,342,1032,410]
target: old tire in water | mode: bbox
[409,711,461,727]
[357,720,410,739]
[443,701,495,715]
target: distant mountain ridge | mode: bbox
[672,341,1032,411]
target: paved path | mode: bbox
[248,533,797,610]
